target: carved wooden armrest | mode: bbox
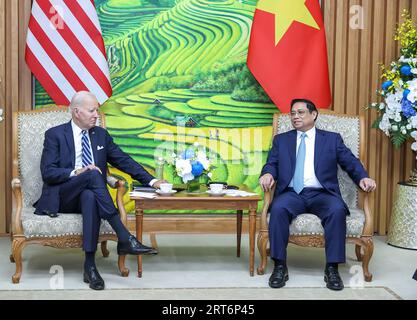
[107,175,128,225]
[359,189,374,237]
[106,175,119,188]
[260,185,276,230]
[11,178,24,235]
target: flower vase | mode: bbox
[407,153,417,186]
[186,178,201,193]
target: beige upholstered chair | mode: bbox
[257,110,374,281]
[10,107,129,283]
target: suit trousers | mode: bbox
[59,170,118,252]
[269,188,347,263]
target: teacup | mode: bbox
[209,184,224,194]
[160,183,173,193]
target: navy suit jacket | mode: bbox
[261,128,369,213]
[34,121,154,214]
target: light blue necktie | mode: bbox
[293,133,306,194]
[81,130,93,167]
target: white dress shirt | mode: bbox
[70,121,158,187]
[289,127,323,189]
[70,121,95,177]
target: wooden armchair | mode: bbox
[257,110,374,281]
[10,107,129,283]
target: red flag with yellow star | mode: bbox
[247,0,331,112]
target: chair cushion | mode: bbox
[267,208,365,238]
[21,207,116,238]
[288,208,365,237]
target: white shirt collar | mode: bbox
[297,126,316,139]
[71,120,85,136]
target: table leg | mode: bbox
[236,210,243,257]
[249,206,256,277]
[136,207,144,278]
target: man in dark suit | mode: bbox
[259,99,376,291]
[34,91,167,290]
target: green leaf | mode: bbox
[391,132,407,148]
[372,117,382,129]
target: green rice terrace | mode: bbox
[35,0,277,213]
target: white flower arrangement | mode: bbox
[169,142,212,183]
[370,11,417,157]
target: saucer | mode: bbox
[156,190,177,196]
[206,190,226,196]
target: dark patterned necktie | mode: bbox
[81,130,93,167]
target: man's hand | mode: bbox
[152,179,168,189]
[359,178,376,192]
[259,174,275,192]
[75,165,102,176]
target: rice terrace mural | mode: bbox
[35,0,277,213]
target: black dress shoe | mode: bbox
[269,264,289,288]
[117,235,158,255]
[34,210,58,218]
[324,265,344,291]
[83,266,105,290]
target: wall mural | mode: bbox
[35,0,277,213]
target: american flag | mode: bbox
[25,0,112,106]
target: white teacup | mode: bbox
[209,184,224,194]
[160,183,173,193]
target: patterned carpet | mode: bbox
[0,286,401,300]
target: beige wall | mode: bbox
[0,0,415,234]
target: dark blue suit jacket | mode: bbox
[34,121,154,214]
[261,128,369,212]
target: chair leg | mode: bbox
[101,241,109,258]
[10,254,15,263]
[257,230,269,275]
[361,238,374,282]
[355,244,362,261]
[150,233,158,250]
[118,255,129,277]
[11,238,25,284]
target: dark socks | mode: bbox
[107,214,131,243]
[273,258,286,267]
[326,262,338,269]
[84,251,96,270]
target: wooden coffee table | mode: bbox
[130,186,261,277]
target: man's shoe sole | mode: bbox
[269,274,289,288]
[117,249,158,256]
[324,275,344,291]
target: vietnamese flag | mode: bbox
[247,0,331,112]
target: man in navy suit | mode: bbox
[259,99,376,291]
[34,91,167,290]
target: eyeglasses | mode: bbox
[290,110,309,117]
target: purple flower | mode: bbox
[402,98,417,118]
[191,161,204,177]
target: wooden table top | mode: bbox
[130,185,261,201]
